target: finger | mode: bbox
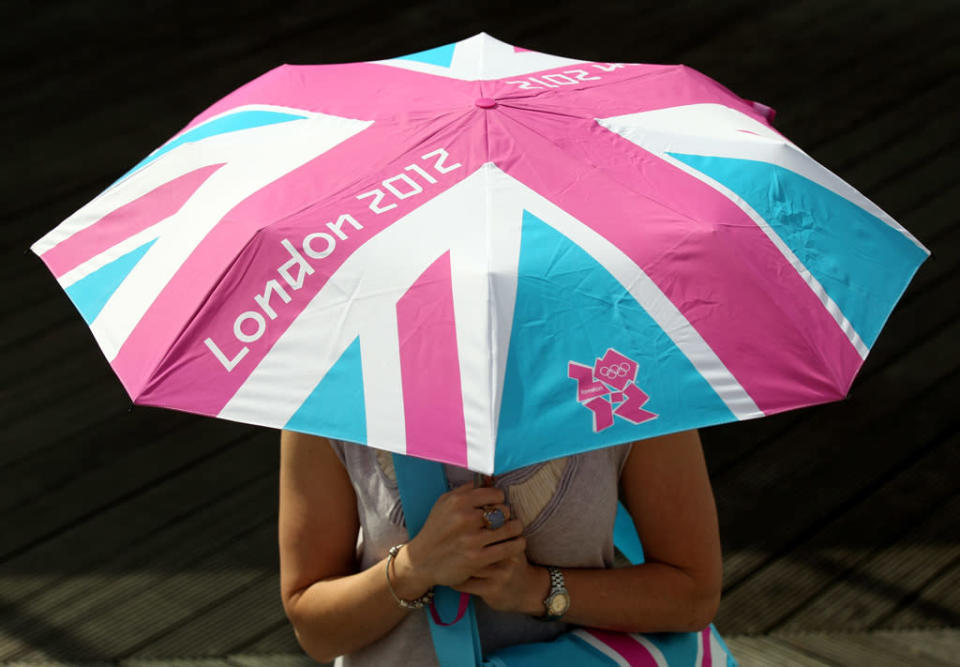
[478,518,524,546]
[451,578,486,596]
[471,518,523,548]
[466,563,504,579]
[482,535,527,563]
[463,486,506,507]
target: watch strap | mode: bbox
[539,566,569,621]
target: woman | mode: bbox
[278,428,722,665]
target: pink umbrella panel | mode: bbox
[31,33,929,475]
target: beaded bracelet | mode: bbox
[385,544,435,609]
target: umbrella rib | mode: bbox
[494,64,677,107]
[493,106,711,234]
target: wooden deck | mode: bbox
[2,0,957,664]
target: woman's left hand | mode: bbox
[452,551,551,616]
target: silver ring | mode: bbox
[482,507,506,530]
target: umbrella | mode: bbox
[31,32,929,475]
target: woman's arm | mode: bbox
[455,429,723,633]
[279,429,416,662]
[562,428,722,631]
[278,429,526,663]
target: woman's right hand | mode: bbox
[391,483,526,596]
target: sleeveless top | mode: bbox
[327,439,633,667]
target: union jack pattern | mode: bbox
[33,33,928,475]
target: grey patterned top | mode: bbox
[326,439,634,667]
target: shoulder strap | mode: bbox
[393,453,483,667]
[393,455,736,667]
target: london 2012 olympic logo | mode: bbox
[598,362,631,379]
[567,348,657,432]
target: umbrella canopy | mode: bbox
[31,33,928,475]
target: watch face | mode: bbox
[548,591,570,615]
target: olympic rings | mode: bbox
[598,362,631,379]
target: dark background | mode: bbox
[2,0,958,662]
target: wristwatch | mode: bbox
[538,567,570,621]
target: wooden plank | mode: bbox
[0,305,97,380]
[689,2,959,149]
[228,654,322,667]
[232,624,304,656]
[0,381,167,471]
[123,660,234,667]
[830,124,959,208]
[0,417,261,559]
[0,409,192,514]
[0,367,119,467]
[811,75,960,172]
[715,431,959,634]
[777,630,959,667]
[715,314,960,587]
[1,329,113,410]
[868,629,960,664]
[126,572,285,658]
[702,410,805,479]
[904,180,960,247]
[722,635,837,666]
[782,29,959,153]
[0,406,193,514]
[3,0,442,126]
[0,285,71,353]
[775,489,960,631]
[0,252,63,317]
[9,517,277,662]
[0,427,275,612]
[1,317,123,418]
[0,662,114,667]
[876,557,960,630]
[668,0,885,105]
[0,472,278,660]
[830,136,959,234]
[593,0,782,69]
[0,375,131,466]
[768,9,960,146]
[1,342,116,424]
[1,0,186,89]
